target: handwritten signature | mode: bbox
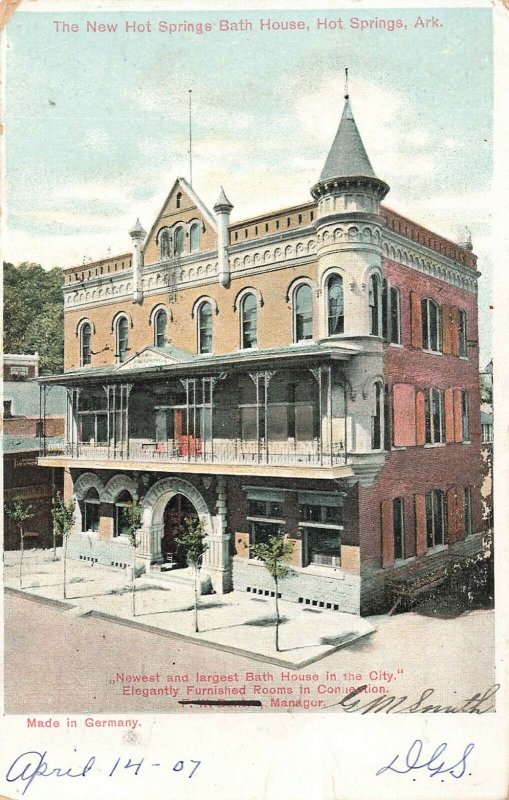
[376,739,475,779]
[5,750,202,794]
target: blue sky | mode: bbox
[5,7,493,363]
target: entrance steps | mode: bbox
[147,565,212,594]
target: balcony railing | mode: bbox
[42,437,349,467]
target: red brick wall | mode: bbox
[4,417,64,437]
[360,259,482,566]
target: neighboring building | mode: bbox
[37,91,483,613]
[4,374,66,549]
[4,352,39,382]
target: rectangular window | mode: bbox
[461,391,470,441]
[421,299,442,352]
[425,490,446,549]
[425,389,445,444]
[240,407,258,440]
[459,310,468,358]
[246,491,285,556]
[299,495,343,568]
[393,497,405,560]
[464,486,473,536]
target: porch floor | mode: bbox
[4,549,374,669]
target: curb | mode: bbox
[5,587,374,670]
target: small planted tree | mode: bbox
[52,492,75,599]
[124,499,143,617]
[175,516,208,633]
[6,497,34,589]
[250,534,294,652]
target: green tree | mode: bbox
[5,498,34,589]
[124,499,143,617]
[175,517,208,633]
[249,535,294,652]
[52,492,75,599]
[3,261,64,373]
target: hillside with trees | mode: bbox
[4,262,64,374]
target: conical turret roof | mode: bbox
[319,98,377,182]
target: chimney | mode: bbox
[129,218,147,304]
[213,187,233,287]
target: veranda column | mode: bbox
[310,367,324,465]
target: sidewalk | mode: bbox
[4,549,375,669]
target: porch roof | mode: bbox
[36,340,361,387]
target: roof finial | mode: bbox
[344,67,349,100]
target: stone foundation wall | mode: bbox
[232,557,360,614]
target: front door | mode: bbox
[161,494,199,565]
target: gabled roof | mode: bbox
[143,177,216,254]
[319,98,377,182]
[116,344,197,371]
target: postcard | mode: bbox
[1,0,508,798]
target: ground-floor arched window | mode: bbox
[82,487,100,532]
[114,490,133,537]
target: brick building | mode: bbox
[37,92,483,613]
[4,375,66,550]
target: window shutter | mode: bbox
[453,389,463,442]
[381,500,394,568]
[442,305,452,354]
[450,307,460,356]
[444,388,454,442]
[414,494,427,556]
[410,292,422,348]
[415,390,426,445]
[392,384,416,446]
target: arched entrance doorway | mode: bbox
[161,493,199,565]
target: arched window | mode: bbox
[82,487,100,533]
[241,294,258,349]
[198,302,213,354]
[327,275,344,335]
[176,192,182,209]
[174,227,184,256]
[114,490,132,537]
[371,381,383,450]
[190,223,200,252]
[369,274,380,335]
[424,388,445,444]
[421,298,442,352]
[80,322,92,366]
[154,309,168,348]
[160,230,170,259]
[294,284,313,342]
[116,316,129,363]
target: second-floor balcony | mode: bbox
[37,341,386,483]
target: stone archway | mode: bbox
[139,477,212,565]
[138,476,231,594]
